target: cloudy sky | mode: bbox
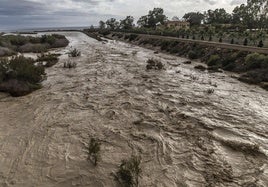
[0,0,246,31]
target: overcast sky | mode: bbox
[0,0,247,31]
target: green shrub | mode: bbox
[18,43,48,53]
[87,138,101,166]
[221,55,236,70]
[68,48,81,57]
[114,155,142,187]
[223,63,236,71]
[0,34,68,56]
[207,55,221,66]
[0,56,45,96]
[124,35,130,40]
[117,33,124,38]
[243,38,248,46]
[8,56,45,83]
[99,30,111,35]
[146,58,163,70]
[128,34,138,41]
[244,53,268,70]
[160,40,171,50]
[236,51,248,58]
[258,40,264,47]
[41,35,56,45]
[8,35,28,46]
[169,47,180,54]
[36,53,59,67]
[207,88,215,94]
[63,61,77,68]
[0,58,9,83]
[188,50,198,59]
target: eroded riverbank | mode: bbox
[0,32,267,187]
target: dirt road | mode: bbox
[0,32,267,187]
[112,32,268,54]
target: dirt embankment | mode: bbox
[107,32,268,91]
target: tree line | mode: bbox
[98,0,267,30]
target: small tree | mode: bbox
[209,35,212,41]
[120,16,134,30]
[87,138,101,166]
[258,40,264,47]
[99,21,106,29]
[243,38,248,46]
[106,18,119,30]
[217,31,224,43]
[229,33,235,44]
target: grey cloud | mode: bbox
[0,0,245,31]
[203,0,217,5]
[0,0,46,16]
[230,0,246,6]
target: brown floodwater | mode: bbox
[0,32,267,187]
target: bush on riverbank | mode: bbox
[207,55,221,66]
[244,53,268,71]
[0,56,45,96]
[0,34,69,57]
[36,53,60,67]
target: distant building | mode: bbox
[165,21,190,30]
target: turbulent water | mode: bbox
[0,32,267,187]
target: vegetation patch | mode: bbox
[113,155,142,187]
[36,53,60,67]
[68,48,81,57]
[146,58,164,70]
[244,53,268,71]
[63,61,77,68]
[0,34,69,57]
[207,55,221,67]
[0,56,45,96]
[188,50,198,59]
[87,138,101,166]
[194,65,207,71]
[207,88,215,94]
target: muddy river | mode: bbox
[0,32,267,187]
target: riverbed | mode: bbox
[0,31,267,187]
